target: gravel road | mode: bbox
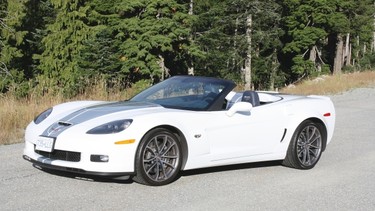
[1,88,375,211]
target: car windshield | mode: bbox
[130,76,236,111]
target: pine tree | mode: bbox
[193,0,283,89]
[345,0,374,70]
[114,0,199,83]
[36,0,91,96]
[0,0,55,95]
[281,0,374,79]
[1,0,374,96]
[281,0,333,81]
[0,0,9,90]
[78,0,122,84]
[0,0,29,94]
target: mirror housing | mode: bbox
[226,102,253,117]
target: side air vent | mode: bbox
[280,129,287,142]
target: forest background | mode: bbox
[1,0,375,97]
[1,0,375,144]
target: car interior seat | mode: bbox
[242,91,260,107]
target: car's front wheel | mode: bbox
[133,128,182,186]
[283,120,324,169]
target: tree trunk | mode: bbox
[309,45,323,72]
[373,2,375,52]
[187,0,194,75]
[348,43,352,66]
[233,15,239,68]
[270,49,277,90]
[344,33,350,66]
[354,35,360,66]
[158,55,170,80]
[244,14,252,90]
[309,45,316,63]
[187,65,194,76]
[363,44,367,54]
[309,46,317,71]
[333,34,344,74]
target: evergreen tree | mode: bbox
[281,0,333,81]
[0,0,374,96]
[0,0,54,95]
[35,0,91,96]
[281,0,374,80]
[0,0,9,89]
[78,27,122,80]
[114,0,199,83]
[344,0,374,70]
[0,0,28,93]
[193,0,283,89]
[78,0,123,85]
[23,0,55,77]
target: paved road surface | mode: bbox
[1,88,374,210]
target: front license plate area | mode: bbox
[35,136,55,152]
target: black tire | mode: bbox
[133,128,182,186]
[283,120,324,169]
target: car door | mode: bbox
[205,103,286,162]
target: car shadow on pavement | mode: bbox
[32,160,282,185]
[181,160,282,177]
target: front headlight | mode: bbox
[86,119,133,134]
[34,108,53,124]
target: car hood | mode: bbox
[42,101,162,137]
[58,101,160,125]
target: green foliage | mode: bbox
[0,0,28,92]
[114,0,197,81]
[281,0,332,79]
[291,56,315,76]
[132,79,153,95]
[193,0,284,89]
[1,0,375,97]
[280,0,374,83]
[35,0,92,97]
[0,0,55,94]
[78,26,121,78]
[355,52,375,71]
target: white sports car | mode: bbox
[23,76,335,186]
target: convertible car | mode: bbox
[23,76,335,186]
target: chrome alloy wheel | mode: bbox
[296,125,322,166]
[141,133,180,183]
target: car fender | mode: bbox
[127,110,213,169]
[275,97,335,154]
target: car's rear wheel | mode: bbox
[133,128,182,186]
[283,120,324,169]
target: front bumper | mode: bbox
[23,155,133,179]
[23,132,138,178]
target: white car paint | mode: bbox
[23,76,335,184]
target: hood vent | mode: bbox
[58,121,73,126]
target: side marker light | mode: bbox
[115,139,136,145]
[323,113,331,117]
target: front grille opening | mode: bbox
[35,148,81,162]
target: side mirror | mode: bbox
[226,102,253,117]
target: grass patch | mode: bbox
[0,79,140,145]
[1,71,375,145]
[0,94,63,145]
[280,71,375,95]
